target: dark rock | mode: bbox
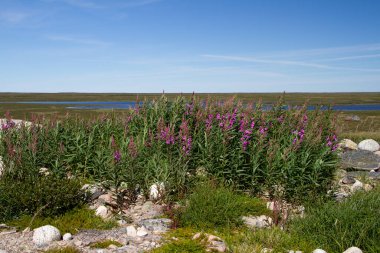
[340,150,380,171]
[341,176,356,184]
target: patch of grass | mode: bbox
[89,239,123,249]
[179,181,269,229]
[221,227,313,253]
[289,187,380,253]
[150,227,207,253]
[45,246,81,253]
[9,206,117,234]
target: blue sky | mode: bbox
[0,0,380,92]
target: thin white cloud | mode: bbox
[260,43,380,58]
[318,53,380,62]
[202,54,331,69]
[202,54,380,72]
[0,11,30,24]
[46,35,111,46]
[42,0,161,9]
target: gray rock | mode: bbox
[62,233,73,241]
[358,139,380,152]
[343,247,363,253]
[32,225,61,246]
[126,225,137,237]
[0,250,8,253]
[351,180,363,192]
[242,215,272,229]
[136,226,148,237]
[339,139,358,150]
[344,115,360,121]
[340,150,380,171]
[95,205,109,219]
[137,218,172,233]
[341,176,356,184]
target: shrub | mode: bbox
[9,206,117,234]
[289,187,380,253]
[0,175,84,222]
[179,181,269,229]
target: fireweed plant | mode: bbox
[0,95,339,205]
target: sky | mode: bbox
[0,0,380,93]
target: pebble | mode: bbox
[62,233,73,241]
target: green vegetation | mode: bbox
[289,187,380,253]
[44,246,81,253]
[0,175,84,222]
[0,95,339,206]
[150,228,207,253]
[178,181,269,229]
[8,207,117,234]
[89,239,123,248]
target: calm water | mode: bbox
[6,101,380,111]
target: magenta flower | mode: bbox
[114,150,121,163]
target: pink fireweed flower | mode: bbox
[114,150,121,163]
[277,115,285,123]
[1,120,15,131]
[128,137,138,158]
[205,114,213,131]
[259,126,268,135]
[179,120,192,155]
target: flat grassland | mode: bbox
[1,92,379,141]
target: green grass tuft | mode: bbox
[290,187,380,253]
[179,181,269,229]
[9,206,117,234]
[89,239,123,249]
[44,246,81,253]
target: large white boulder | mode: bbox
[32,225,61,246]
[358,139,380,152]
[343,247,363,253]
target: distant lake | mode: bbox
[4,101,380,111]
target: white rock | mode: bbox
[39,167,50,176]
[374,151,380,157]
[126,225,137,237]
[149,182,165,200]
[0,250,8,253]
[312,249,327,253]
[95,205,109,219]
[343,247,363,253]
[351,180,364,192]
[137,226,149,237]
[339,139,358,150]
[242,215,273,228]
[0,156,4,177]
[62,233,73,241]
[32,225,61,246]
[358,139,380,152]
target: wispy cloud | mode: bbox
[0,10,31,24]
[202,54,380,72]
[42,0,161,9]
[42,0,102,9]
[318,53,380,62]
[46,35,111,46]
[202,54,331,69]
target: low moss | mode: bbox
[9,206,117,234]
[44,246,81,253]
[89,239,123,249]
